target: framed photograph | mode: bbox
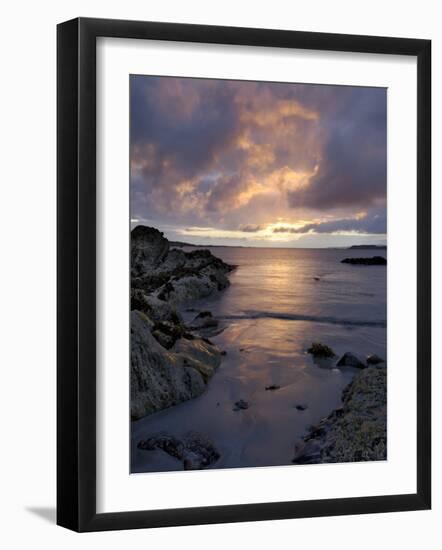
[57,17,431,532]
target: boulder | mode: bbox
[336,352,366,368]
[367,354,385,365]
[131,311,219,419]
[138,431,220,470]
[307,342,335,358]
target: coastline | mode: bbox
[131,226,387,472]
[130,225,234,421]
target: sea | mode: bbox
[131,247,387,473]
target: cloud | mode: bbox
[288,87,387,211]
[238,224,266,232]
[131,77,322,219]
[130,76,387,244]
[273,210,386,235]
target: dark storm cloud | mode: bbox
[288,87,387,211]
[238,224,266,232]
[131,76,239,184]
[130,76,387,243]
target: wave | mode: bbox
[218,310,386,328]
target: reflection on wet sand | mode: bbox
[132,247,386,473]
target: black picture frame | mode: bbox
[57,17,431,532]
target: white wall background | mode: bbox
[0,0,440,548]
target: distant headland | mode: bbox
[169,241,387,250]
[348,245,387,250]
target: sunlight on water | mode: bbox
[132,247,386,472]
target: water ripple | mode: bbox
[218,310,386,328]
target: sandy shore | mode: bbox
[131,315,364,472]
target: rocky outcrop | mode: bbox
[341,256,387,265]
[137,431,220,470]
[131,311,221,419]
[131,226,233,419]
[131,225,170,276]
[293,365,386,464]
[131,226,234,305]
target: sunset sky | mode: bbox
[130,75,386,248]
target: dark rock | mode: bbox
[292,365,387,464]
[313,277,320,281]
[183,433,220,470]
[157,281,175,301]
[151,330,175,350]
[367,354,385,365]
[190,311,219,331]
[233,399,249,411]
[220,350,227,356]
[292,440,322,464]
[295,404,307,411]
[341,256,387,265]
[307,426,326,439]
[131,226,170,276]
[138,434,184,458]
[172,338,221,383]
[333,406,344,418]
[131,311,220,419]
[130,226,234,419]
[336,352,366,368]
[138,431,220,470]
[348,245,387,250]
[130,290,183,325]
[265,384,281,391]
[131,225,234,304]
[151,320,186,349]
[195,311,212,318]
[307,342,335,358]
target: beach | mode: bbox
[131,244,386,473]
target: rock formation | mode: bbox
[336,351,366,368]
[130,226,234,419]
[341,256,387,265]
[293,364,387,464]
[131,226,234,305]
[137,431,220,470]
